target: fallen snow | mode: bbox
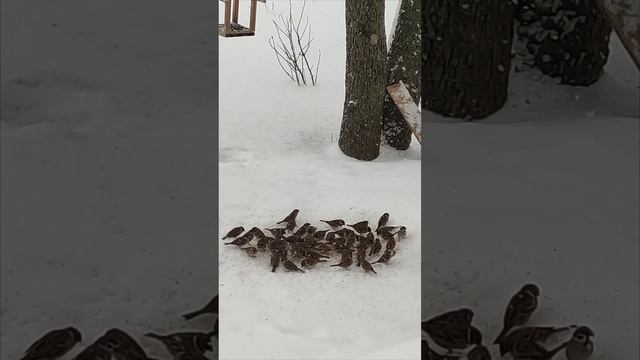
[421,36,639,360]
[1,0,218,359]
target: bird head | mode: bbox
[521,283,540,296]
[68,327,83,342]
[572,326,595,343]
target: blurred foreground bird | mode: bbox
[21,327,82,360]
[498,325,572,356]
[182,294,218,321]
[96,328,148,360]
[73,343,111,360]
[511,340,566,360]
[565,326,594,360]
[422,320,482,353]
[423,308,474,330]
[421,340,459,360]
[494,283,540,344]
[467,345,491,360]
[145,331,213,359]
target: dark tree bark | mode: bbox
[339,1,387,161]
[382,0,421,150]
[515,0,612,86]
[422,0,516,119]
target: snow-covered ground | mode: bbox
[218,1,421,360]
[422,36,639,359]
[1,0,218,359]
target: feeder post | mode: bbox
[249,0,257,32]
[224,0,232,33]
[232,0,240,24]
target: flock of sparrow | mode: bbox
[223,209,407,273]
[18,295,219,360]
[422,284,595,360]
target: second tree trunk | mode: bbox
[422,0,516,119]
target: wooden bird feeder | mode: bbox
[219,0,266,38]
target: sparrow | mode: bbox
[265,228,285,240]
[347,221,371,233]
[270,253,281,272]
[423,323,483,353]
[320,219,345,228]
[371,250,395,264]
[73,343,111,360]
[395,226,407,238]
[385,237,396,251]
[293,223,311,237]
[21,327,82,360]
[145,331,213,358]
[565,326,594,360]
[277,209,299,225]
[243,246,258,257]
[498,326,572,356]
[222,226,244,239]
[376,226,398,237]
[325,232,336,242]
[267,238,287,252]
[284,219,296,232]
[248,227,265,239]
[224,232,254,246]
[301,256,326,267]
[355,246,366,266]
[313,230,329,240]
[511,340,566,360]
[282,258,305,273]
[331,256,353,269]
[182,295,218,320]
[369,239,382,256]
[421,340,459,360]
[97,328,148,360]
[467,345,491,360]
[494,284,540,344]
[361,259,377,274]
[256,237,271,250]
[376,213,390,231]
[306,225,317,234]
[423,308,474,330]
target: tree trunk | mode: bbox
[515,0,612,86]
[422,0,516,120]
[382,0,421,150]
[339,1,387,161]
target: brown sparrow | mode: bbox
[361,259,377,274]
[331,256,353,269]
[21,327,82,360]
[270,253,281,272]
[494,283,540,344]
[282,258,305,273]
[369,239,382,256]
[222,226,244,239]
[223,232,254,246]
[243,246,258,257]
[371,250,395,264]
[376,213,389,231]
[320,219,345,228]
[277,209,299,225]
[347,221,371,233]
[248,227,265,239]
[385,237,396,251]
